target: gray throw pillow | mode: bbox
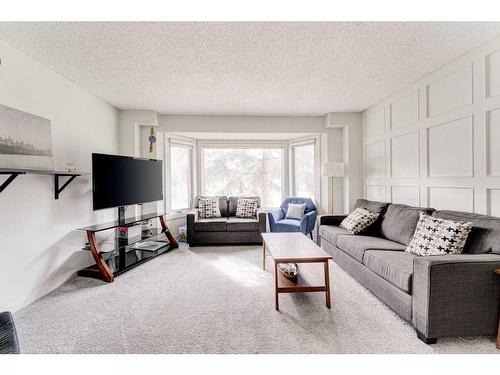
[285,203,306,220]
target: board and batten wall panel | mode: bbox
[363,35,500,216]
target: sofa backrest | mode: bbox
[381,204,435,246]
[280,197,316,215]
[432,210,500,254]
[353,199,389,235]
[228,196,261,217]
[193,196,229,217]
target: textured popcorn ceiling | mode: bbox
[1,22,500,114]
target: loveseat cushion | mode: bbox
[381,204,434,245]
[432,210,500,254]
[226,217,259,232]
[336,235,406,262]
[319,225,353,246]
[363,250,416,293]
[353,199,389,235]
[194,218,228,232]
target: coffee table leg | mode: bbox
[262,243,266,270]
[274,261,279,311]
[324,260,331,309]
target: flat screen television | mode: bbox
[92,153,163,210]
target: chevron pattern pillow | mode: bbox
[198,196,222,219]
[406,212,473,256]
[340,208,379,234]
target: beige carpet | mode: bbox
[14,244,498,353]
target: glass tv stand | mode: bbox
[77,213,178,282]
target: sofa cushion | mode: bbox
[229,196,261,216]
[353,199,389,235]
[319,225,353,246]
[363,250,416,293]
[336,235,406,262]
[226,217,259,232]
[381,204,434,245]
[432,210,500,254]
[194,218,228,232]
[194,196,228,217]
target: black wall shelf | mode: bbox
[0,168,89,199]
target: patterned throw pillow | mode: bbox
[406,212,473,256]
[198,197,221,219]
[235,198,258,219]
[340,208,379,234]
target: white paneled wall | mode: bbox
[363,35,500,215]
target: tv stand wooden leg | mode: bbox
[87,230,114,283]
[159,216,179,248]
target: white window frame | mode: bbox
[164,134,196,214]
[198,140,289,208]
[289,135,321,205]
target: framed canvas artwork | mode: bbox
[0,104,54,170]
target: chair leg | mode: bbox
[309,232,313,240]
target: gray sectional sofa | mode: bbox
[318,199,500,344]
[187,196,266,246]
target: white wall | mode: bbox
[0,40,119,312]
[363,35,500,215]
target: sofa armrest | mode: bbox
[187,209,199,230]
[318,214,347,227]
[412,254,500,339]
[0,311,20,354]
[257,209,267,234]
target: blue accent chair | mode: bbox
[268,197,317,238]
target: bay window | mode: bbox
[201,145,284,207]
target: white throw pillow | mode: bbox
[198,197,221,219]
[285,203,306,220]
[340,208,379,234]
[406,212,473,256]
[235,198,258,219]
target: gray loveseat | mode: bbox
[318,199,500,344]
[187,196,266,246]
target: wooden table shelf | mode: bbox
[262,233,332,311]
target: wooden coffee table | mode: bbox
[262,233,333,311]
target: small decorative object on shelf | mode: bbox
[65,162,76,173]
[278,263,299,282]
[148,126,156,153]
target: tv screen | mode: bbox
[92,153,163,210]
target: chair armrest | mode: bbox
[257,209,267,234]
[301,210,317,234]
[0,311,20,354]
[318,214,347,226]
[412,254,500,339]
[267,209,285,228]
